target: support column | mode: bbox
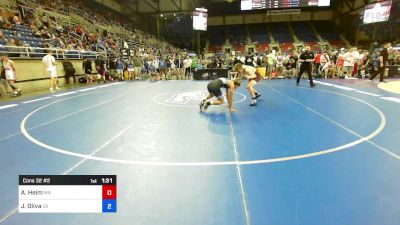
[196,31,201,55]
[156,16,161,39]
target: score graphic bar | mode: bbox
[19,175,117,213]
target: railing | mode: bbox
[0,45,98,59]
[18,4,72,27]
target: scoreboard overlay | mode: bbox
[18,175,117,213]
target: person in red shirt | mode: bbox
[314,51,321,75]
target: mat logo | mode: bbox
[166,91,207,105]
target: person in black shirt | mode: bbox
[244,52,254,66]
[368,43,390,83]
[62,58,75,84]
[296,46,316,87]
[82,59,93,83]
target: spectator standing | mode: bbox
[343,49,355,78]
[1,54,21,96]
[266,50,275,79]
[126,57,134,80]
[369,43,390,83]
[183,56,192,79]
[244,52,254,66]
[82,58,93,83]
[0,60,11,96]
[42,50,58,92]
[62,58,76,84]
[116,58,124,81]
[314,51,321,75]
[337,49,345,77]
[133,53,142,80]
[275,52,285,77]
[158,56,168,80]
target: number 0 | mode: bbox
[107,190,112,195]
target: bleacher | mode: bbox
[291,22,318,42]
[208,25,225,53]
[0,0,177,60]
[249,24,270,44]
[0,23,96,59]
[314,21,341,41]
[228,25,247,53]
[269,23,293,44]
[229,25,247,45]
[307,41,321,51]
[329,40,346,50]
[203,19,355,54]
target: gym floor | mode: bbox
[0,79,399,225]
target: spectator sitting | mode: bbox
[29,21,37,33]
[6,38,18,57]
[39,26,52,39]
[3,22,12,30]
[55,37,66,49]
[66,43,74,50]
[76,25,83,36]
[13,14,22,25]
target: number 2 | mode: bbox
[107,204,112,209]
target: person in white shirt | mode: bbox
[183,56,192,79]
[1,54,21,96]
[343,49,355,78]
[42,50,58,92]
[354,48,364,77]
[319,51,330,75]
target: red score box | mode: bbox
[102,185,117,199]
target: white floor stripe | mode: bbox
[63,122,136,174]
[111,82,124,85]
[0,208,18,223]
[268,85,400,161]
[18,84,387,166]
[356,91,381,97]
[333,85,356,91]
[314,81,334,86]
[53,91,77,97]
[22,97,52,104]
[227,112,251,225]
[380,97,400,103]
[0,124,135,222]
[0,104,18,110]
[78,87,97,92]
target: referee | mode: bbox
[296,46,316,87]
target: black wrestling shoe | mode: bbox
[199,100,205,112]
[204,102,211,111]
[310,84,316,88]
[255,93,261,99]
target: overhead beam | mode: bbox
[170,0,181,11]
[142,0,158,12]
[140,10,193,15]
[119,1,137,13]
[343,0,352,11]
